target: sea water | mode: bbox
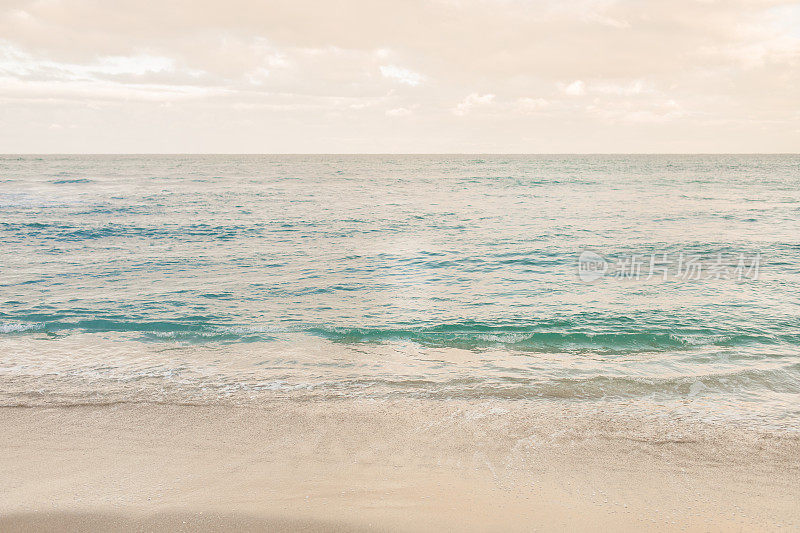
[1,155,798,430]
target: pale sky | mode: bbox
[1,0,799,153]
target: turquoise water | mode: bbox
[1,155,799,429]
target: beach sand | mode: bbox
[1,400,798,532]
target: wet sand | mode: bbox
[1,400,798,531]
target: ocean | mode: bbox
[1,154,799,431]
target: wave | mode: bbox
[306,323,797,353]
[49,178,94,184]
[0,318,275,344]
[0,321,44,334]
[0,222,270,241]
[313,367,800,400]
[2,315,796,353]
[2,363,798,408]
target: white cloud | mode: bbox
[518,97,549,112]
[589,80,649,96]
[0,44,179,80]
[562,80,586,96]
[94,55,175,76]
[379,65,422,86]
[0,0,798,151]
[246,67,270,85]
[386,106,412,116]
[587,98,685,123]
[560,79,651,97]
[453,93,495,115]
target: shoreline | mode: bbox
[1,400,798,531]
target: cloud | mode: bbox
[0,0,798,152]
[386,106,412,117]
[379,65,422,86]
[587,99,686,123]
[517,97,550,112]
[453,93,495,115]
[589,80,649,96]
[562,80,586,96]
[0,44,180,80]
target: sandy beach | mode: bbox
[1,400,798,532]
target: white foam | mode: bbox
[0,322,43,333]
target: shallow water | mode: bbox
[1,155,799,430]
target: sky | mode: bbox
[1,0,799,153]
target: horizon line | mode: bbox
[3,152,799,156]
